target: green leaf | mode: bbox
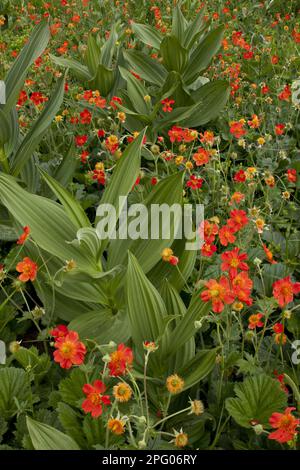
[50,54,91,81]
[53,141,78,187]
[11,72,66,176]
[85,34,101,75]
[0,109,11,146]
[225,374,287,428]
[108,172,183,274]
[183,26,224,85]
[126,252,169,364]
[68,309,130,345]
[0,223,17,241]
[39,168,90,230]
[0,367,31,419]
[57,402,87,449]
[4,21,50,111]
[59,368,86,407]
[132,23,162,49]
[95,129,146,244]
[26,416,80,450]
[167,289,211,355]
[178,348,218,390]
[182,10,206,49]
[119,66,150,114]
[0,174,96,271]
[160,36,188,73]
[171,4,187,43]
[13,346,50,383]
[88,64,115,96]
[123,50,167,86]
[180,80,230,127]
[101,26,118,68]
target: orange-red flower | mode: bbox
[229,120,247,138]
[161,98,175,112]
[221,247,249,278]
[263,244,276,264]
[17,226,30,245]
[82,380,111,418]
[219,225,236,247]
[272,276,300,307]
[53,331,86,369]
[227,209,249,232]
[50,324,69,339]
[231,272,253,305]
[193,148,211,166]
[16,257,38,282]
[201,242,217,257]
[108,343,133,376]
[186,175,203,190]
[248,313,264,329]
[201,276,234,313]
[268,407,299,443]
[286,169,297,183]
[200,220,219,244]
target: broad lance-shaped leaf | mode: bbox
[182,10,206,49]
[11,71,67,176]
[132,22,162,49]
[107,171,184,274]
[50,54,92,81]
[119,67,150,115]
[0,109,11,146]
[160,281,195,372]
[167,288,212,355]
[178,348,218,390]
[0,174,97,271]
[4,21,50,112]
[39,168,90,230]
[88,64,115,96]
[126,252,169,369]
[123,50,167,87]
[26,416,80,450]
[183,25,224,85]
[160,36,188,73]
[95,129,146,244]
[226,374,287,428]
[85,34,101,75]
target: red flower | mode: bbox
[186,175,203,190]
[200,220,219,244]
[219,225,236,246]
[233,169,246,183]
[275,124,285,136]
[278,84,291,101]
[201,276,234,313]
[229,120,247,139]
[168,126,184,143]
[231,272,253,305]
[82,380,111,418]
[16,257,38,282]
[221,247,249,278]
[75,135,88,147]
[193,148,211,166]
[248,313,264,329]
[30,92,48,106]
[50,324,69,339]
[227,209,249,232]
[268,408,299,443]
[110,96,122,109]
[108,343,133,376]
[17,226,30,245]
[273,276,300,307]
[286,168,297,183]
[161,98,175,112]
[53,331,86,369]
[80,108,92,125]
[273,323,284,334]
[201,242,217,257]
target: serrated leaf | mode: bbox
[225,374,287,428]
